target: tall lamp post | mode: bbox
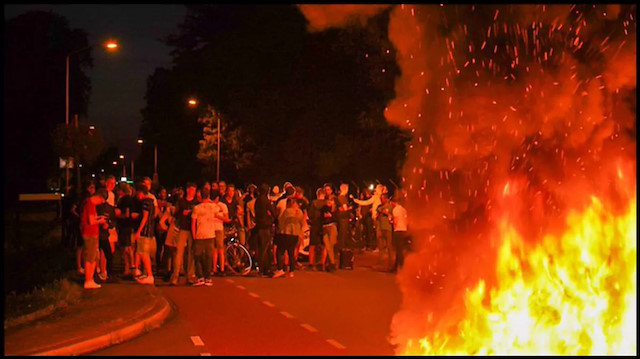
[137,138,158,184]
[65,39,118,195]
[119,154,126,178]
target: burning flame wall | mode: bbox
[299,4,636,355]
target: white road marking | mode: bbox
[248,292,260,298]
[262,300,275,307]
[236,285,246,290]
[326,339,346,349]
[280,311,294,319]
[300,323,318,332]
[200,353,211,356]
[225,279,234,283]
[191,336,205,346]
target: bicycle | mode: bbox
[223,225,253,276]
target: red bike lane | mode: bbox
[162,279,351,355]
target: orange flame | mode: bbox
[403,194,636,355]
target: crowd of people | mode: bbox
[62,175,411,289]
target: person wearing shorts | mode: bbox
[190,187,218,286]
[307,188,326,270]
[209,190,229,276]
[117,183,135,277]
[170,183,199,285]
[133,184,156,285]
[80,188,108,289]
[159,195,180,281]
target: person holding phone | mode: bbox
[80,188,108,289]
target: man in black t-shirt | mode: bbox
[116,183,135,277]
[307,188,326,270]
[133,184,156,285]
[97,195,116,282]
[170,182,199,285]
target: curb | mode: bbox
[31,289,172,356]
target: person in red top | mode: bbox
[81,188,108,289]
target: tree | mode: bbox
[4,10,92,205]
[140,5,409,188]
[51,118,106,192]
[197,106,255,181]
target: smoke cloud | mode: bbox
[299,4,636,354]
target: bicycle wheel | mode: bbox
[225,243,252,276]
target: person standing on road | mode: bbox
[116,183,135,277]
[96,190,116,282]
[80,188,108,289]
[391,194,410,273]
[244,185,258,264]
[170,182,199,285]
[376,193,394,271]
[336,183,352,251]
[105,175,118,254]
[307,188,326,271]
[190,187,217,286]
[155,187,170,277]
[273,198,305,278]
[274,183,295,268]
[75,181,96,275]
[221,184,241,243]
[210,190,230,276]
[293,186,309,269]
[255,184,276,277]
[133,184,156,285]
[159,189,180,281]
[356,188,375,251]
[321,196,338,272]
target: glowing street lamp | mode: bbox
[187,98,198,107]
[89,125,95,130]
[65,39,119,195]
[137,139,144,144]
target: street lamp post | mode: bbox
[137,138,158,184]
[65,39,118,195]
[119,154,126,178]
[217,112,220,183]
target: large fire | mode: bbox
[405,194,636,355]
[298,4,637,355]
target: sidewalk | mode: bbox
[3,281,172,356]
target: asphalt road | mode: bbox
[92,252,402,356]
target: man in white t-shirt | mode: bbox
[191,187,227,286]
[391,193,410,273]
[209,189,229,276]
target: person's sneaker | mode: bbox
[77,268,85,275]
[84,281,101,289]
[372,248,379,253]
[192,278,205,286]
[136,275,155,285]
[295,262,303,270]
[272,270,285,279]
[98,272,108,282]
[204,279,213,287]
[288,272,294,278]
[133,268,142,277]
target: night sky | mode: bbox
[4,4,187,157]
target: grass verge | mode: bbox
[4,274,83,325]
